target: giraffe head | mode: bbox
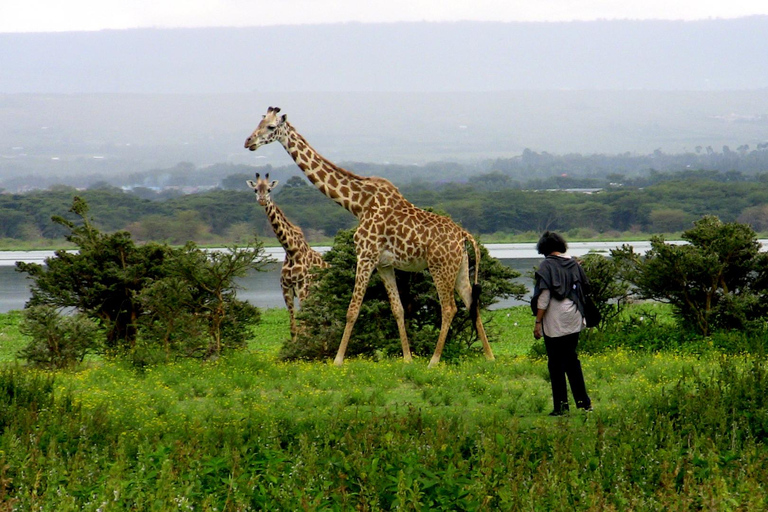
[244,106,288,151]
[246,172,279,207]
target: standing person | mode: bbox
[531,231,592,416]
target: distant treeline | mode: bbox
[488,144,768,187]
[4,143,768,194]
[1,167,767,243]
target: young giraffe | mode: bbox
[244,106,494,367]
[246,172,327,340]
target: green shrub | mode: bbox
[16,197,268,364]
[579,252,631,329]
[18,306,103,368]
[706,324,768,354]
[613,216,768,336]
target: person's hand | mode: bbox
[533,321,543,339]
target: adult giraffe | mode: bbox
[247,172,327,340]
[244,106,493,367]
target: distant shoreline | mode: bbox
[3,240,766,267]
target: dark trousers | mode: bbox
[544,332,591,413]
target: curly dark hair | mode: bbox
[536,231,568,256]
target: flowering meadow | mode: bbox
[1,306,767,510]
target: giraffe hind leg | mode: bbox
[428,269,459,368]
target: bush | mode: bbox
[16,197,269,364]
[18,306,102,368]
[579,252,631,329]
[612,215,768,336]
[580,311,696,353]
[283,227,527,362]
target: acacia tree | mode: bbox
[283,227,527,362]
[612,215,768,336]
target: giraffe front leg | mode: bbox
[282,286,297,340]
[378,266,412,363]
[334,258,376,366]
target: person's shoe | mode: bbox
[548,409,569,417]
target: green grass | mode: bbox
[2,306,768,510]
[0,310,25,362]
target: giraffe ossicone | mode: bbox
[245,106,494,367]
[247,171,327,340]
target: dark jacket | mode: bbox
[531,255,590,317]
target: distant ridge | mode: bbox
[2,18,767,93]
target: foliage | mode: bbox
[15,197,270,362]
[17,306,102,368]
[578,253,631,329]
[2,336,768,509]
[0,311,26,363]
[16,197,171,347]
[612,215,768,336]
[3,171,768,245]
[650,355,768,444]
[576,305,696,355]
[282,227,527,362]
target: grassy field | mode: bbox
[2,306,768,510]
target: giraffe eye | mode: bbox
[267,125,276,131]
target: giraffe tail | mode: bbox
[466,232,482,328]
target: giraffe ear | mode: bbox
[270,180,279,189]
[280,114,287,123]
[246,180,257,188]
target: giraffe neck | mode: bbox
[264,202,309,255]
[280,123,367,217]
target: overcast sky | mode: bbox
[2,0,768,33]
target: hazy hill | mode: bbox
[2,18,767,93]
[1,19,767,190]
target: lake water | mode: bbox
[0,251,540,313]
[3,241,763,314]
